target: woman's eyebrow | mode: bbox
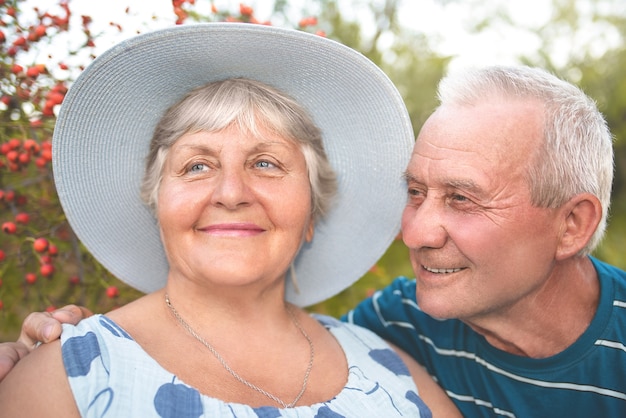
[249,140,296,152]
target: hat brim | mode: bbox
[52,23,413,307]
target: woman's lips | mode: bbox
[201,223,265,237]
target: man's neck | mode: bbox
[464,257,600,358]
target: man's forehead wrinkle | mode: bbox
[417,138,486,158]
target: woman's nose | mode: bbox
[210,167,252,210]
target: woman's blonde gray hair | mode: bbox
[141,78,337,223]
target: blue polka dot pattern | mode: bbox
[368,348,411,376]
[60,314,431,417]
[252,406,282,417]
[154,378,203,418]
[99,316,132,339]
[63,332,101,377]
[314,406,345,417]
[406,390,433,418]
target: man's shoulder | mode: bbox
[591,256,626,291]
[370,277,463,329]
[591,255,625,273]
[378,276,417,299]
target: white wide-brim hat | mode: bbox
[52,23,413,307]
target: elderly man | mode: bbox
[346,65,626,416]
[2,66,625,417]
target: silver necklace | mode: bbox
[164,294,314,408]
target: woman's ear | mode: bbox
[305,219,315,243]
[555,193,602,260]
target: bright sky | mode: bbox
[21,0,624,72]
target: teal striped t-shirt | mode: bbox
[345,256,626,417]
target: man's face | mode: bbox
[401,98,564,324]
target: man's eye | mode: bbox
[451,194,469,202]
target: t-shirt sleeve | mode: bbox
[342,277,414,335]
[342,276,440,368]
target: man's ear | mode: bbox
[555,193,602,260]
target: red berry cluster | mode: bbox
[0,0,96,138]
[172,1,323,35]
[1,224,58,286]
[298,17,318,27]
[0,137,52,172]
[221,3,271,25]
[29,237,57,282]
[1,2,70,55]
[172,0,196,25]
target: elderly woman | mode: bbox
[0,24,459,417]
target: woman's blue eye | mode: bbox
[190,163,206,172]
[255,160,275,168]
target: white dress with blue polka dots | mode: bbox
[61,314,431,417]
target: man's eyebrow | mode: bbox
[402,173,481,192]
[403,172,418,183]
[447,179,480,191]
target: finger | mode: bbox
[0,342,29,381]
[18,312,61,347]
[17,305,94,348]
[49,304,93,325]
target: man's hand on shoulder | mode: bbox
[0,304,92,381]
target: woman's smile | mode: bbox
[199,222,265,237]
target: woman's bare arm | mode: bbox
[0,305,92,381]
[390,342,462,418]
[0,339,80,417]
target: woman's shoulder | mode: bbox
[0,334,80,416]
[62,314,132,339]
[312,313,413,382]
[61,314,196,416]
[307,313,431,416]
